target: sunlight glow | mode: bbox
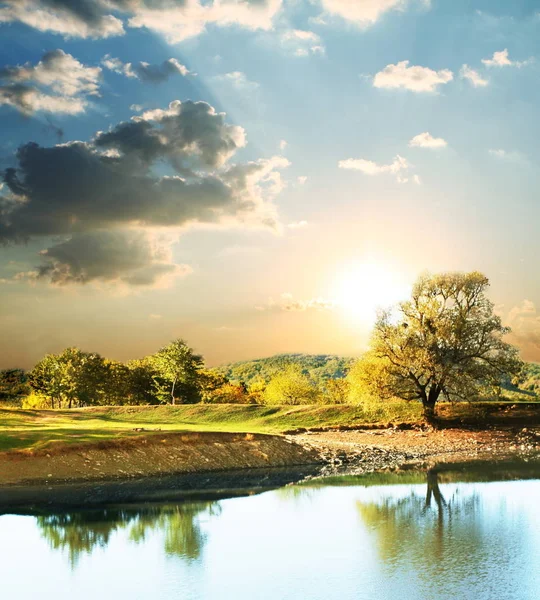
[331,260,410,325]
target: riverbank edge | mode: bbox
[2,424,540,490]
[0,431,323,487]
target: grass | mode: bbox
[0,402,422,453]
[0,400,539,454]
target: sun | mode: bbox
[331,259,410,325]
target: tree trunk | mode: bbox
[422,385,440,424]
[171,376,177,405]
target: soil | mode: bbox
[0,431,320,487]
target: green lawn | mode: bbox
[0,402,422,453]
[1,400,539,454]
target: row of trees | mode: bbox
[4,272,528,415]
[26,340,249,409]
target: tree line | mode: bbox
[0,272,535,414]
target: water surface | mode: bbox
[2,463,540,600]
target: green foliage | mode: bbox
[148,339,204,404]
[263,365,320,405]
[0,368,30,405]
[512,362,540,396]
[356,271,523,416]
[215,353,354,389]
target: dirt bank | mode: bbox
[0,431,320,486]
[292,425,540,474]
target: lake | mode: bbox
[2,462,540,600]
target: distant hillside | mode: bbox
[213,353,356,388]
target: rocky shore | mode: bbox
[291,425,540,475]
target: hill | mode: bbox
[213,353,356,388]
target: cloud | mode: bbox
[287,220,308,229]
[373,60,453,93]
[36,229,191,287]
[297,176,307,185]
[506,300,540,361]
[408,131,447,149]
[0,99,289,286]
[280,29,325,57]
[213,71,259,91]
[102,55,191,82]
[0,0,124,39]
[460,64,489,87]
[0,49,101,115]
[319,0,427,26]
[488,148,527,164]
[97,99,246,168]
[339,154,421,184]
[128,0,284,44]
[482,49,530,68]
[0,0,284,42]
[339,154,407,175]
[258,292,334,312]
[279,139,288,150]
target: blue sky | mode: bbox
[1,0,540,367]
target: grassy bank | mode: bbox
[1,401,539,454]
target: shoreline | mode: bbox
[1,425,540,511]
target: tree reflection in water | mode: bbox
[356,468,482,570]
[38,501,220,567]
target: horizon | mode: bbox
[2,1,540,369]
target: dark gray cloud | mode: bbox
[36,229,190,287]
[102,55,190,82]
[0,49,101,115]
[0,99,288,285]
[0,140,237,239]
[96,100,245,168]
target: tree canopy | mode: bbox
[351,272,522,417]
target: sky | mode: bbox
[1,0,540,369]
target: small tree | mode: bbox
[355,272,522,419]
[263,366,319,405]
[150,339,204,404]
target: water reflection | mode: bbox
[37,502,219,567]
[356,469,482,570]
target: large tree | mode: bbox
[352,272,522,418]
[150,339,204,404]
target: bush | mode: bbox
[263,366,320,405]
[22,393,52,409]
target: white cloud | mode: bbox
[102,55,191,82]
[279,140,288,150]
[213,71,259,91]
[408,131,447,149]
[297,176,308,185]
[339,154,422,184]
[481,49,530,68]
[489,149,527,163]
[280,29,326,57]
[287,220,309,229]
[0,49,101,115]
[460,64,489,87]
[259,292,334,312]
[373,60,453,93]
[319,0,419,26]
[339,154,408,175]
[128,0,284,44]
